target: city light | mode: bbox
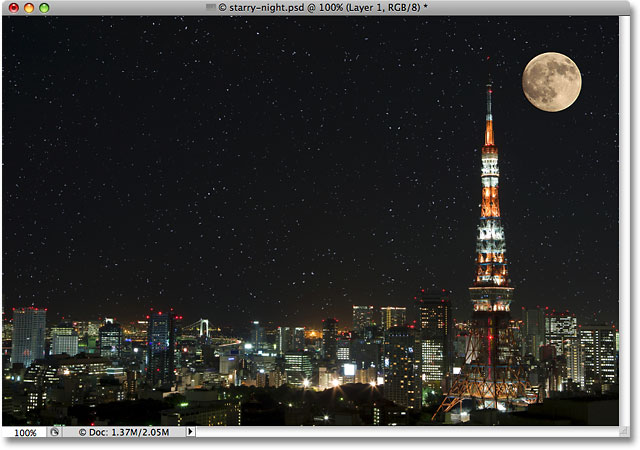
[1,6,623,434]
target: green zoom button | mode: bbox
[39,3,49,13]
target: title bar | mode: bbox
[1,1,631,16]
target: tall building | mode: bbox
[434,77,533,418]
[276,326,306,355]
[579,325,618,392]
[522,308,545,358]
[293,327,305,351]
[321,318,339,362]
[284,352,313,386]
[251,321,266,353]
[11,307,46,368]
[416,289,453,385]
[565,336,584,387]
[544,310,577,357]
[146,310,180,387]
[383,326,422,410]
[51,323,79,356]
[352,306,375,333]
[99,319,123,359]
[276,326,291,355]
[337,335,351,361]
[380,307,406,331]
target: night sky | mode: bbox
[2,17,619,328]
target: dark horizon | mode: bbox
[2,17,619,329]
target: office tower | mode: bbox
[11,307,46,368]
[293,327,305,351]
[544,310,577,357]
[579,325,618,392]
[146,310,180,387]
[434,78,533,418]
[51,323,79,356]
[276,326,291,355]
[99,319,123,359]
[523,308,545,358]
[416,289,453,385]
[352,305,375,333]
[383,326,421,410]
[565,336,584,387]
[321,318,339,362]
[276,326,306,355]
[284,352,313,386]
[380,307,407,331]
[337,335,351,361]
[251,321,266,353]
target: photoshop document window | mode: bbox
[0,0,631,440]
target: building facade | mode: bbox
[11,307,46,368]
[352,306,375,333]
[523,308,545,358]
[146,310,180,387]
[284,352,313,386]
[544,311,577,357]
[380,307,407,331]
[321,318,339,362]
[579,325,618,392]
[51,324,79,356]
[383,326,421,410]
[99,320,123,359]
[416,289,453,385]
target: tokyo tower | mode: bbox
[432,73,536,420]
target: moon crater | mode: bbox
[522,52,582,112]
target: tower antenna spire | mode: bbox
[485,56,494,146]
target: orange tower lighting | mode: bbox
[432,67,536,420]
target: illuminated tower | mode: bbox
[433,76,535,419]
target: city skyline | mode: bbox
[3,17,619,328]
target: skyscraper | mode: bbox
[99,319,123,359]
[11,307,46,368]
[276,326,291,355]
[51,323,79,356]
[416,289,453,385]
[146,310,180,387]
[284,352,313,387]
[565,336,584,387]
[337,335,351,361]
[523,308,545,358]
[251,321,266,353]
[380,307,407,331]
[579,325,618,393]
[544,310,577,357]
[383,325,422,410]
[321,318,339,362]
[352,305,375,333]
[293,327,305,351]
[276,326,306,355]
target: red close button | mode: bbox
[9,3,19,13]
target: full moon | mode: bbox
[522,52,582,112]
